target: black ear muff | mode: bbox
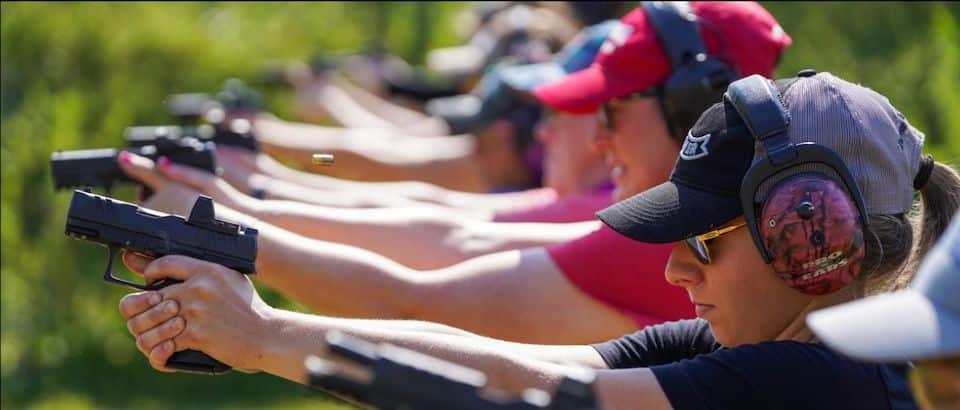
[642,1,740,139]
[724,74,869,295]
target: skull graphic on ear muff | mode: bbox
[759,173,865,295]
[725,74,870,295]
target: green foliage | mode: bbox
[763,2,960,161]
[1,2,958,409]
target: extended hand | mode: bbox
[118,151,253,214]
[117,252,275,373]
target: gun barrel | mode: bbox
[306,332,564,410]
[51,148,131,190]
[51,139,216,191]
[65,190,257,274]
[124,123,258,152]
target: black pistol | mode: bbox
[124,121,258,153]
[167,78,263,125]
[50,137,216,191]
[305,332,599,410]
[65,190,258,374]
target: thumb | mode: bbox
[118,151,164,190]
[158,157,217,191]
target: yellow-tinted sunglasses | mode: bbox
[683,222,748,264]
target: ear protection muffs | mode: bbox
[725,74,870,295]
[642,1,741,139]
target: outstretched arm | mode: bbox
[293,70,449,136]
[117,255,672,409]
[252,114,492,191]
[142,156,593,269]
[118,153,638,343]
[219,146,555,213]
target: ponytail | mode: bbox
[915,162,960,258]
[859,161,960,295]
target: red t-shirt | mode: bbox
[493,186,615,223]
[546,225,695,327]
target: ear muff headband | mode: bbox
[641,1,704,68]
[641,1,741,139]
[725,75,869,264]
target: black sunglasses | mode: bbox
[599,89,659,131]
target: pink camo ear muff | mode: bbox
[759,173,865,295]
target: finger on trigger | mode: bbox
[122,251,153,275]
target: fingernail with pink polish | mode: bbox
[158,157,171,169]
[118,151,132,164]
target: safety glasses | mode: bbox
[683,222,748,265]
[908,356,960,410]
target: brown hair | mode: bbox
[861,162,960,295]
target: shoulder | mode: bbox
[546,225,673,268]
[651,341,911,410]
[593,319,717,369]
[546,227,692,326]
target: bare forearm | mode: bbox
[315,84,406,130]
[256,177,440,209]
[255,152,449,199]
[252,152,557,213]
[249,222,426,318]
[242,200,595,269]
[258,312,666,410]
[263,143,488,191]
[254,116,468,165]
[258,308,575,392]
[333,81,450,136]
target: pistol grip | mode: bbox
[167,350,232,375]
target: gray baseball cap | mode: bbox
[808,211,960,362]
[598,71,926,243]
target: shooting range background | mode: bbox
[2,2,958,409]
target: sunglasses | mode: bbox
[599,88,659,132]
[683,222,748,264]
[909,356,960,410]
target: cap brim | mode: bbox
[597,180,743,243]
[808,292,960,362]
[532,64,637,114]
[500,63,567,93]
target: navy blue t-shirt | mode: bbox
[592,319,917,410]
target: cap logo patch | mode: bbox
[600,23,633,55]
[680,132,711,160]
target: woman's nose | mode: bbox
[590,127,612,155]
[665,242,705,288]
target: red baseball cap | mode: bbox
[533,2,792,114]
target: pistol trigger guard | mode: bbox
[102,246,150,291]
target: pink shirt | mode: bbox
[546,225,695,327]
[494,186,615,223]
